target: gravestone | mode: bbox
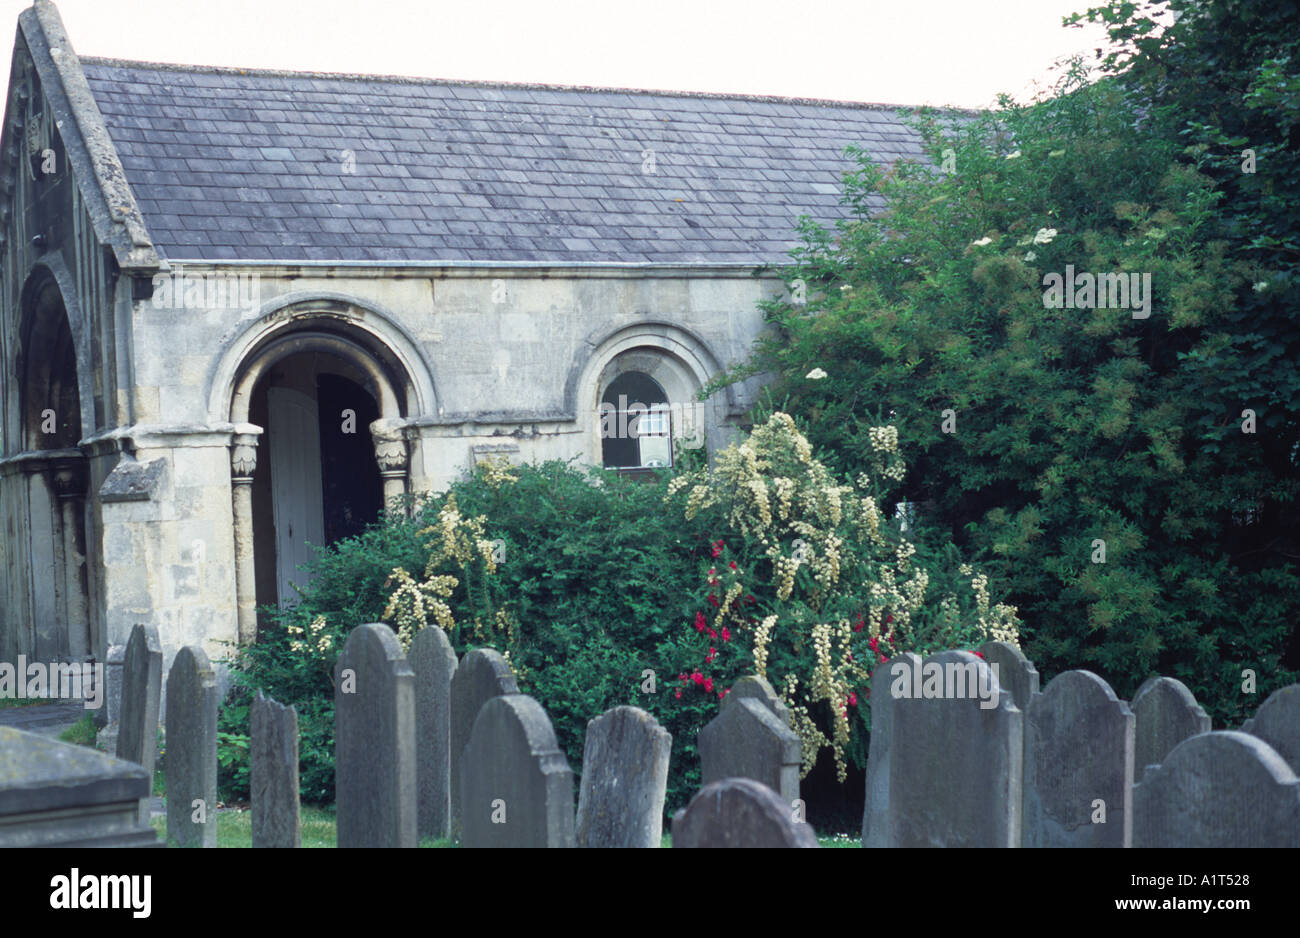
[460,694,575,848]
[879,650,1022,847]
[334,623,417,848]
[724,675,790,726]
[410,627,458,840]
[1023,670,1133,848]
[978,640,1039,712]
[251,690,300,848]
[1240,683,1300,774]
[0,726,158,847]
[449,647,518,838]
[576,705,672,848]
[699,697,800,807]
[672,778,818,848]
[94,642,125,733]
[1131,676,1210,773]
[164,646,218,848]
[862,653,908,848]
[1133,731,1300,847]
[116,624,162,826]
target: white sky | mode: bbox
[2,0,1112,108]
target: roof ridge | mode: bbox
[78,54,979,114]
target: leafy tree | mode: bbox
[714,50,1297,725]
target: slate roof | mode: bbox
[80,58,932,265]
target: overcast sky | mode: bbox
[2,0,1113,108]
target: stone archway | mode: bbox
[224,321,415,643]
[13,269,91,659]
[571,322,730,469]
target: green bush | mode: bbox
[219,415,1013,816]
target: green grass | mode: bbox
[150,806,455,847]
[57,715,98,746]
[145,810,857,847]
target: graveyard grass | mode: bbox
[143,809,858,847]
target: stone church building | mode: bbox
[0,1,926,675]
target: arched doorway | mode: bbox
[247,352,385,608]
[16,271,91,659]
[226,324,412,640]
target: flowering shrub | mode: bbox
[665,411,1019,781]
[217,426,1019,817]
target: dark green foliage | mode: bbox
[711,29,1299,725]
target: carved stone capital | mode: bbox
[370,418,408,472]
[230,432,260,480]
[374,439,408,472]
[50,458,87,499]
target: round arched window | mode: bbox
[599,371,672,469]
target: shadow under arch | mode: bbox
[10,258,95,660]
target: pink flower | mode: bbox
[718,690,726,700]
[675,689,683,699]
[848,692,858,707]
[721,627,731,643]
[692,672,704,685]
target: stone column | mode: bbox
[371,422,409,515]
[52,459,89,658]
[230,431,260,645]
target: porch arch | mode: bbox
[219,299,432,643]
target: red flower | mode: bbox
[847,692,858,707]
[717,690,726,700]
[868,636,880,653]
[711,539,725,559]
[692,672,704,685]
[694,612,707,633]
[703,677,714,693]
[721,626,731,643]
[675,689,683,699]
[853,614,865,633]
[745,594,756,605]
[708,567,717,576]
[707,594,719,608]
[884,614,893,624]
[878,653,888,663]
[728,560,738,570]
[707,628,717,640]
[678,672,687,682]
[706,647,717,663]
